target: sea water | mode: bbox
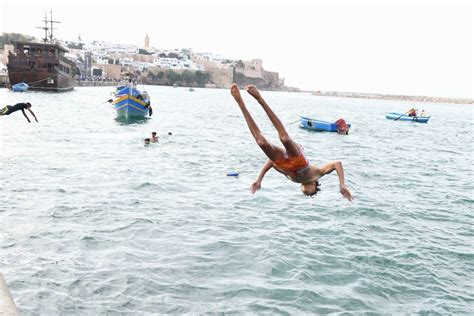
[0,86,472,314]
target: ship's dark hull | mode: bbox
[7,68,75,91]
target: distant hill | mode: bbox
[0,32,36,47]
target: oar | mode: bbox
[286,119,301,125]
[394,110,410,121]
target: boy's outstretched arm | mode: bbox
[317,160,353,201]
[28,109,38,122]
[250,159,273,194]
[21,109,31,123]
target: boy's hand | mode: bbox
[250,180,261,194]
[340,185,353,201]
[230,84,243,102]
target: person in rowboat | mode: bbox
[0,102,38,123]
[230,84,353,200]
[407,107,417,117]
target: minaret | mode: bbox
[145,34,150,48]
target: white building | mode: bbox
[152,57,204,71]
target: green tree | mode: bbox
[182,70,195,85]
[166,70,182,84]
[168,52,178,59]
[138,48,152,55]
[0,32,35,46]
[195,71,210,87]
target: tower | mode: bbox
[145,34,150,48]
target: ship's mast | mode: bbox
[36,12,49,43]
[48,9,61,43]
[36,9,61,44]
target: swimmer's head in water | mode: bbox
[301,181,321,197]
[144,138,151,144]
[152,132,157,136]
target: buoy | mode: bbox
[226,170,239,177]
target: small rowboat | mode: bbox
[11,82,29,92]
[300,116,351,133]
[385,112,430,123]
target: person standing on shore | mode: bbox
[0,102,38,123]
[230,84,353,200]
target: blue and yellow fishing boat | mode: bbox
[112,85,152,119]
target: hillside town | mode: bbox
[0,33,297,91]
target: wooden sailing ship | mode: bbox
[6,10,77,91]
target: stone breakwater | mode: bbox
[313,91,473,104]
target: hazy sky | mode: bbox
[1,0,472,98]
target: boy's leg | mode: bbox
[231,84,284,161]
[246,86,300,157]
[0,106,11,116]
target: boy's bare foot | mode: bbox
[230,84,243,103]
[246,85,262,100]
